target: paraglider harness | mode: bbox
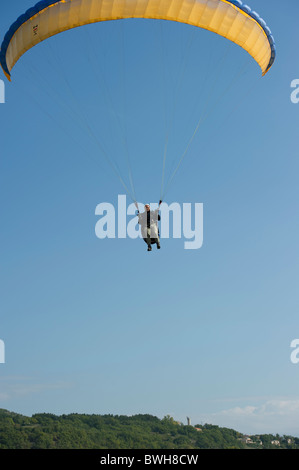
[136,200,162,246]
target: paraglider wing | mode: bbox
[0,0,276,81]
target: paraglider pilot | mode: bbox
[136,201,161,251]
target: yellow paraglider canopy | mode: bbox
[0,0,276,81]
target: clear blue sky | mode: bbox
[1,0,299,437]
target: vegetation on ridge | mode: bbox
[0,409,298,449]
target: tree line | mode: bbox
[0,409,298,449]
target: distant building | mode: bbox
[187,417,191,426]
[271,440,280,446]
[241,436,254,444]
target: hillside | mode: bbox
[0,409,298,449]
